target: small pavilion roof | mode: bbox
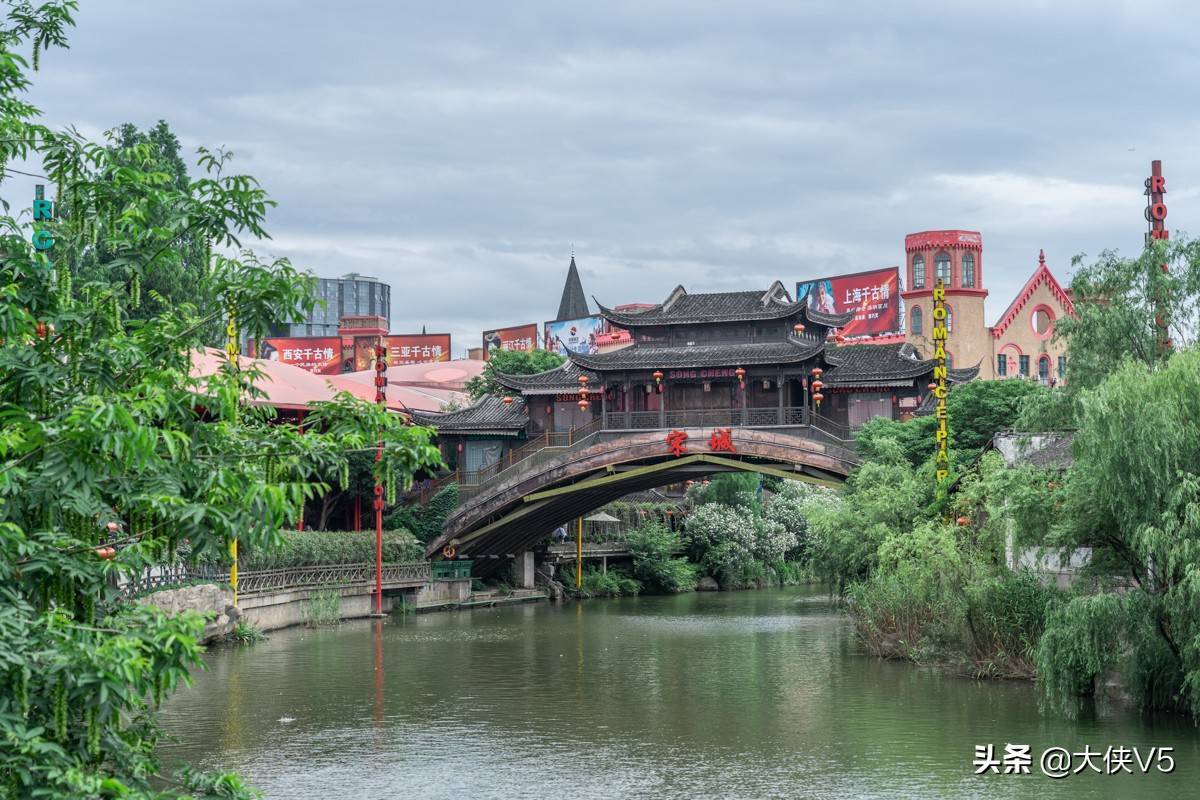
[493,360,599,395]
[596,281,854,328]
[412,395,528,436]
[823,342,979,388]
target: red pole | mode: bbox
[373,340,387,615]
[354,495,361,532]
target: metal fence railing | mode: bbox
[118,561,432,599]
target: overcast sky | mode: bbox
[24,1,1200,354]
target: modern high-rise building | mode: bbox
[271,273,392,337]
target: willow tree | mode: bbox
[1036,348,1200,715]
[0,4,441,797]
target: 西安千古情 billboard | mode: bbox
[257,337,342,374]
[797,267,900,337]
[483,323,538,358]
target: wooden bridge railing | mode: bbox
[416,410,853,506]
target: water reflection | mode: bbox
[159,589,1197,799]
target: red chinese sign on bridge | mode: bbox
[708,428,736,453]
[666,430,688,457]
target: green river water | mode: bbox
[158,587,1198,799]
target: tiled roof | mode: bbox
[412,395,528,435]
[824,342,979,387]
[991,431,1074,469]
[493,360,599,395]
[597,281,854,328]
[565,337,827,371]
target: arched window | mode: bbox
[962,252,976,288]
[1039,355,1051,383]
[1032,307,1054,337]
[912,255,925,289]
[944,303,953,333]
[935,251,951,286]
[911,305,923,335]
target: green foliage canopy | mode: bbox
[0,6,442,797]
[464,348,564,401]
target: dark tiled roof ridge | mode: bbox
[565,338,827,370]
[411,394,528,431]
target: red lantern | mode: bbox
[812,392,824,406]
[95,547,116,560]
[106,521,120,533]
[502,396,514,405]
[811,379,823,392]
[793,323,805,334]
[927,382,937,391]
[652,370,664,385]
[577,398,589,410]
[734,367,746,380]
[545,405,552,414]
[686,479,694,487]
[956,516,970,527]
[810,367,823,378]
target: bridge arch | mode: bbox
[426,426,857,570]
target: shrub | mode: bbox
[561,565,641,598]
[964,569,1057,678]
[230,621,266,645]
[847,522,968,662]
[684,502,796,588]
[625,522,696,594]
[197,529,423,571]
[383,484,459,544]
[303,589,343,626]
[764,480,832,561]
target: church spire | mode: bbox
[555,253,590,321]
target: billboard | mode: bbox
[483,323,538,359]
[385,333,452,367]
[543,315,608,356]
[797,267,900,337]
[257,337,342,374]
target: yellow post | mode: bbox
[229,537,238,606]
[576,516,583,588]
[225,307,240,606]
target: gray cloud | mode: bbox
[20,0,1200,352]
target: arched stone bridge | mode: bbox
[426,425,859,574]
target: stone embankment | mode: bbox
[138,584,240,643]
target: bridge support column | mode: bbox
[511,551,535,590]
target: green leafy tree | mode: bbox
[465,348,564,400]
[856,379,1047,467]
[0,6,442,797]
[1035,348,1200,714]
[1056,240,1200,387]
